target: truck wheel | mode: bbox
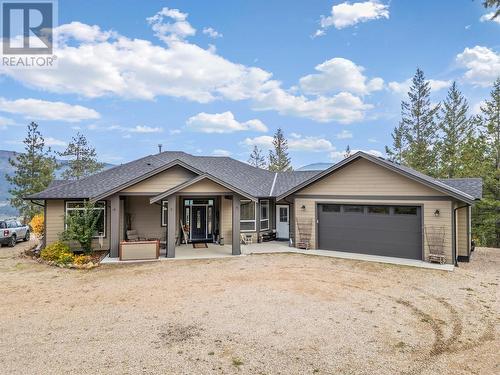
[9,235,16,247]
[24,231,30,241]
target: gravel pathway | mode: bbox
[0,241,498,374]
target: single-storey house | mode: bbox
[26,151,482,265]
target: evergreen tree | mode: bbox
[268,128,292,171]
[344,145,351,159]
[5,122,56,221]
[385,121,406,163]
[457,116,488,178]
[481,78,500,200]
[400,68,440,175]
[437,82,471,178]
[482,0,500,19]
[59,133,104,180]
[248,145,267,169]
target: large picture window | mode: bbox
[161,201,168,227]
[260,200,269,231]
[240,200,256,232]
[65,201,106,237]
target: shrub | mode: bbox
[73,254,92,265]
[60,201,101,254]
[41,241,74,264]
[29,213,45,236]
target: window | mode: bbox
[394,206,418,215]
[65,201,106,237]
[0,222,5,229]
[260,200,270,231]
[343,205,364,214]
[322,204,340,213]
[368,206,390,215]
[240,200,256,231]
[279,207,288,223]
[161,201,168,227]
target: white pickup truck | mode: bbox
[0,219,30,247]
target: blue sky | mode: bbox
[0,0,499,168]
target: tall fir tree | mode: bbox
[385,121,406,163]
[59,133,104,180]
[400,68,440,175]
[248,145,267,169]
[437,82,471,178]
[268,128,292,171]
[5,122,56,221]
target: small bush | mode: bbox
[41,241,74,264]
[29,214,44,236]
[73,254,92,265]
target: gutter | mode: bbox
[30,200,45,208]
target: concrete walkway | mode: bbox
[102,240,454,271]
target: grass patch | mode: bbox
[232,358,244,367]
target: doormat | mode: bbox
[193,243,208,249]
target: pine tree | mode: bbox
[248,145,267,169]
[401,68,440,175]
[344,145,351,159]
[457,116,488,178]
[385,121,406,163]
[59,133,104,180]
[268,128,292,171]
[5,122,56,221]
[482,0,500,19]
[481,77,500,200]
[437,82,471,178]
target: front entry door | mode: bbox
[276,205,289,239]
[191,206,207,241]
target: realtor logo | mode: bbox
[1,0,54,55]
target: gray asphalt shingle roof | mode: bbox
[26,151,482,203]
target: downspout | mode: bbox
[453,203,470,266]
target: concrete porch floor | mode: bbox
[101,240,453,271]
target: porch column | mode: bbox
[110,195,120,258]
[167,195,176,258]
[232,195,241,255]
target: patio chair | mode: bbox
[240,233,253,245]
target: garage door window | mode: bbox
[394,206,418,215]
[322,204,340,213]
[343,205,364,214]
[368,206,390,215]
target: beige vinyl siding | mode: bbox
[125,196,163,240]
[45,199,110,250]
[295,198,454,264]
[300,158,446,197]
[456,204,469,257]
[121,166,196,193]
[179,179,231,194]
[221,197,232,244]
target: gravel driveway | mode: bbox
[0,241,498,374]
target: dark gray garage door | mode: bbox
[317,204,422,260]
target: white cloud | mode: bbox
[479,12,500,24]
[45,137,67,147]
[336,130,353,139]
[299,58,384,95]
[471,100,485,115]
[388,78,451,94]
[186,111,268,133]
[212,149,231,156]
[0,9,375,124]
[315,1,389,35]
[130,125,163,133]
[0,116,15,129]
[169,129,182,135]
[242,133,334,152]
[88,124,162,134]
[368,137,378,143]
[146,7,196,42]
[203,27,222,38]
[0,97,100,122]
[330,148,382,161]
[456,46,500,87]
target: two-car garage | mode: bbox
[317,204,423,260]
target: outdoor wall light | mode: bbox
[301,205,306,210]
[434,209,440,217]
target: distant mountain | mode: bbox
[0,150,113,219]
[296,162,333,171]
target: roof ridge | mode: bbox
[269,173,278,197]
